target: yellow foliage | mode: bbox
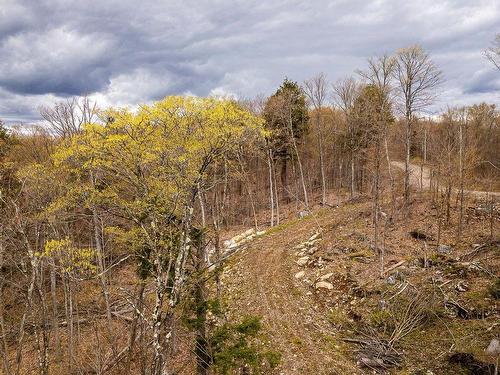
[41,238,97,273]
[52,95,264,219]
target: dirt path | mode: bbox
[222,211,360,375]
[391,161,500,198]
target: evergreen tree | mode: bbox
[263,79,309,197]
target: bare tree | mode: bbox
[393,45,442,209]
[484,33,500,71]
[39,96,98,138]
[358,54,395,275]
[332,78,358,114]
[304,73,328,204]
[456,108,466,242]
[333,77,359,197]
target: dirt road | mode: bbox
[391,161,500,198]
[222,210,360,374]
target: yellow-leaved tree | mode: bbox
[53,96,264,374]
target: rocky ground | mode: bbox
[219,192,499,374]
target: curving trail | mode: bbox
[222,210,361,375]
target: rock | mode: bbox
[378,299,387,310]
[316,257,324,267]
[298,210,309,219]
[294,271,305,279]
[232,234,245,243]
[238,237,248,245]
[315,281,333,290]
[223,239,237,248]
[386,276,396,285]
[455,281,469,292]
[242,228,256,238]
[307,247,318,254]
[296,256,310,266]
[485,338,500,355]
[437,244,452,254]
[393,270,405,281]
[309,232,321,241]
[320,272,334,281]
[256,230,266,237]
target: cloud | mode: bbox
[0,27,114,95]
[464,69,500,94]
[0,0,499,123]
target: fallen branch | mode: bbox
[459,241,500,261]
[382,260,406,275]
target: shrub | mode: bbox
[210,316,281,374]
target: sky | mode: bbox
[1,0,499,124]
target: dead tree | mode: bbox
[304,73,329,204]
[333,78,359,198]
[358,54,395,275]
[393,45,442,210]
[39,96,98,138]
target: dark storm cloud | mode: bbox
[0,0,499,122]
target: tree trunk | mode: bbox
[151,269,166,375]
[62,273,74,374]
[15,236,38,375]
[384,135,396,220]
[446,182,451,225]
[34,276,49,375]
[339,159,343,189]
[90,171,116,356]
[280,159,288,202]
[373,138,381,267]
[125,282,146,374]
[0,270,11,375]
[350,154,355,198]
[317,112,327,204]
[193,234,210,375]
[237,152,258,230]
[50,260,61,360]
[273,162,280,225]
[288,112,309,210]
[267,149,275,227]
[404,116,411,210]
[457,120,464,242]
[92,208,116,355]
[437,193,443,247]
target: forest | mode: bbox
[0,41,499,375]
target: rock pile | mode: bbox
[208,228,266,267]
[223,228,266,250]
[294,231,322,261]
[292,231,335,291]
